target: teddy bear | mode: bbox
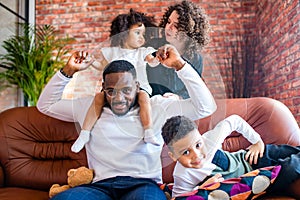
[49,166,94,198]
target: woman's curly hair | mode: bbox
[110,9,156,47]
[160,1,211,56]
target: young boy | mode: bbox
[161,114,300,198]
[71,9,160,153]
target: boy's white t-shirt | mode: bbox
[101,46,156,95]
[172,114,263,197]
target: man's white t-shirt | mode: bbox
[37,63,217,184]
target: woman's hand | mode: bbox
[245,140,265,165]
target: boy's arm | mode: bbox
[226,114,265,164]
[223,114,263,144]
[198,173,224,189]
[245,140,265,165]
[172,163,212,197]
[204,114,263,145]
[204,114,264,164]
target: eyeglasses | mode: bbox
[103,87,134,97]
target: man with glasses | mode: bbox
[37,44,216,200]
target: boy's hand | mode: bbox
[63,51,94,76]
[198,173,224,189]
[245,140,265,165]
[156,44,186,71]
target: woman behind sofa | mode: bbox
[146,0,210,99]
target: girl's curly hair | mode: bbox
[160,1,211,56]
[110,9,156,47]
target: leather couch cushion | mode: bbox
[0,188,48,200]
[0,107,87,190]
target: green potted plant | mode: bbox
[0,23,75,106]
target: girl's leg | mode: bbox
[71,92,105,153]
[138,91,159,145]
[83,91,105,130]
[138,91,152,130]
[252,144,300,194]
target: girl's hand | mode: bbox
[91,50,108,71]
[245,140,265,165]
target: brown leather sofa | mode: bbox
[0,97,300,200]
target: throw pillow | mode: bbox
[161,165,281,200]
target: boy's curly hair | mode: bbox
[110,9,156,47]
[162,115,197,151]
[160,1,211,56]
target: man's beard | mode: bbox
[104,95,138,116]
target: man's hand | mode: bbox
[245,140,265,165]
[156,44,186,71]
[62,51,94,76]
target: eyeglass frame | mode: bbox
[102,81,139,97]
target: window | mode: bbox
[0,0,35,106]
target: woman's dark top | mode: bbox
[146,38,203,99]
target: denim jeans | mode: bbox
[212,145,300,194]
[252,144,300,193]
[51,176,166,200]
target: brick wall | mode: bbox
[202,0,257,99]
[1,0,299,125]
[253,0,300,123]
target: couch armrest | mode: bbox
[0,163,4,187]
[198,97,300,151]
[0,106,87,191]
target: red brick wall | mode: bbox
[1,0,299,125]
[202,0,257,99]
[0,87,18,111]
[253,0,300,123]
[33,0,259,100]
